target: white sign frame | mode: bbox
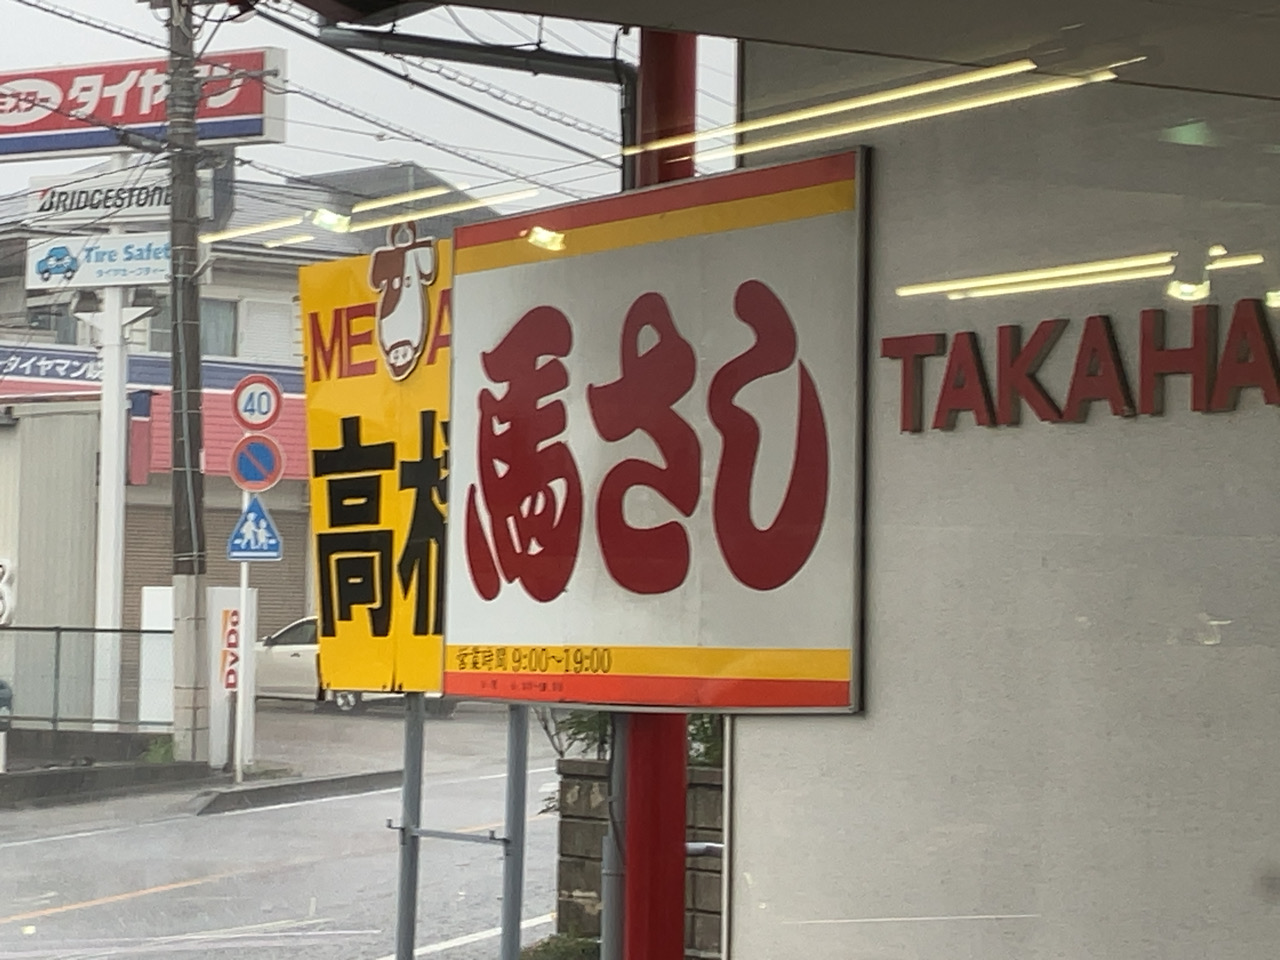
[25,231,170,291]
[27,168,212,228]
[445,152,868,714]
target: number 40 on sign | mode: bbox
[232,373,283,432]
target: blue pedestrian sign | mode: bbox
[227,495,283,562]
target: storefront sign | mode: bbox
[0,345,101,384]
[220,608,241,691]
[445,153,865,712]
[25,232,170,290]
[300,226,453,695]
[882,298,1277,431]
[0,48,285,159]
[27,167,212,226]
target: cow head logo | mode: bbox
[369,221,437,381]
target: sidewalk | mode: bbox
[252,698,518,780]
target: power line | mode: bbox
[6,0,603,200]
[389,54,619,143]
[576,20,623,47]
[274,82,594,199]
[532,16,591,56]
[0,155,170,287]
[442,6,508,47]
[480,9,537,44]
[12,0,616,181]
[254,6,617,170]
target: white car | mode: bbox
[254,617,455,716]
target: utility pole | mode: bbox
[168,0,208,762]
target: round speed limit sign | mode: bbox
[231,374,283,432]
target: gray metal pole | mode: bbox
[396,692,426,960]
[499,704,530,960]
[600,713,628,960]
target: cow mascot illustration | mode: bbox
[368,221,437,381]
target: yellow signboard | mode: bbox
[299,226,452,693]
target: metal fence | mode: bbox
[0,626,174,731]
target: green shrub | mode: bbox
[521,935,600,960]
[538,709,723,767]
[141,736,174,764]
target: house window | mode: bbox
[148,297,239,357]
[27,302,78,345]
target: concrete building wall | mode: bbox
[15,405,98,628]
[0,403,99,721]
[729,43,1280,960]
[0,417,19,684]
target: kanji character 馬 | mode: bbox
[465,306,584,602]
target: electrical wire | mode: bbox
[272,80,597,199]
[534,16,590,56]
[254,6,618,170]
[480,9,537,45]
[11,0,617,182]
[5,0,608,200]
[0,158,166,206]
[0,156,169,385]
[576,20,622,47]
[389,54,620,143]
[444,6,504,46]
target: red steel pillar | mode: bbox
[625,29,697,960]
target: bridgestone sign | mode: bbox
[26,168,211,227]
[37,182,169,216]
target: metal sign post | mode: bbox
[226,374,284,784]
[500,705,530,960]
[395,693,426,960]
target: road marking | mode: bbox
[369,913,555,959]
[784,912,1041,925]
[0,818,187,850]
[0,814,555,928]
[466,765,557,782]
[0,872,238,926]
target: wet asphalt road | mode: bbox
[0,703,561,960]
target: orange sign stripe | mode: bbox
[455,152,859,249]
[445,672,852,709]
[455,179,856,276]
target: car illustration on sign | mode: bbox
[36,245,77,281]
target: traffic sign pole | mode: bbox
[227,373,283,785]
[234,488,249,785]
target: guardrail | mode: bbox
[0,625,174,730]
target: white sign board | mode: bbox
[445,152,866,712]
[206,586,257,769]
[26,231,170,291]
[232,374,283,432]
[27,168,211,227]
